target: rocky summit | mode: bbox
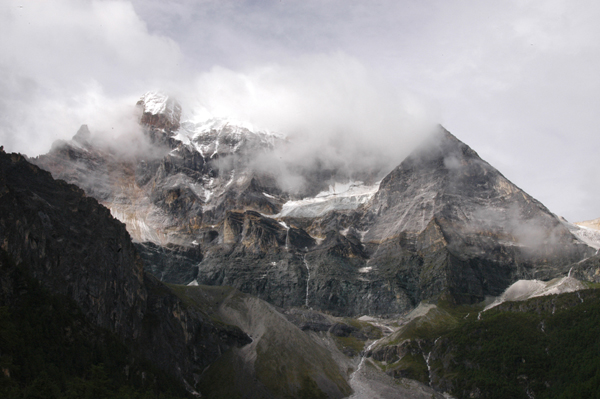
[32,93,596,318]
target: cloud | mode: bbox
[0,0,182,156]
[187,53,438,191]
[2,0,599,221]
[0,0,437,192]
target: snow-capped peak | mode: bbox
[188,116,256,134]
[183,117,283,140]
[139,91,173,115]
[137,91,182,131]
[171,116,283,158]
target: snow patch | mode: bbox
[565,221,600,249]
[276,181,380,218]
[139,91,180,125]
[169,117,283,160]
[484,276,587,311]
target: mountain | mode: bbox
[0,147,252,395]
[362,285,600,398]
[358,128,592,306]
[0,147,354,398]
[32,92,596,319]
[5,91,600,398]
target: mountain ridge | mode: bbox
[31,93,596,317]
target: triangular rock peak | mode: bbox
[361,127,593,305]
[367,127,555,240]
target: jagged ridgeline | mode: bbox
[0,149,350,398]
[34,92,596,316]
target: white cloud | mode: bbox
[188,53,438,184]
[0,0,182,156]
[1,0,599,221]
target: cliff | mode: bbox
[0,148,250,395]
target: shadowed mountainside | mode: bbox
[0,148,250,395]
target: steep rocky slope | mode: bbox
[0,148,250,395]
[194,128,594,315]
[1,147,366,398]
[357,128,593,307]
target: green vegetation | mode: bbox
[435,289,600,398]
[296,376,328,399]
[383,300,477,347]
[329,318,384,356]
[334,335,365,354]
[444,310,549,398]
[583,281,600,289]
[195,350,244,399]
[368,290,600,398]
[393,306,457,342]
[374,350,429,383]
[0,250,189,399]
[343,318,384,340]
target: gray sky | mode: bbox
[1,0,599,222]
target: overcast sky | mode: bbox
[1,0,598,222]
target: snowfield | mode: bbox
[276,181,380,218]
[565,221,600,249]
[484,275,587,311]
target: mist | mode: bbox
[472,202,571,252]
[0,0,181,156]
[184,53,438,192]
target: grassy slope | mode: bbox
[370,289,600,398]
[442,289,600,399]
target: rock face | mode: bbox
[32,95,596,317]
[0,148,250,392]
[359,128,593,306]
[194,128,593,315]
[0,150,146,339]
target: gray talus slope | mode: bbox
[169,284,352,398]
